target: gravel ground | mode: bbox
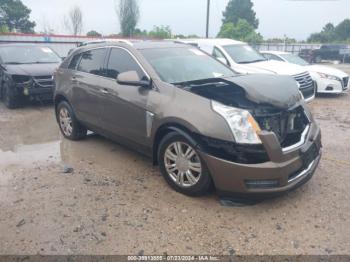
[0,65,349,256]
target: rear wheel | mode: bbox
[57,101,87,140]
[158,132,213,196]
[315,55,322,63]
[3,84,20,109]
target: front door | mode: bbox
[98,47,151,146]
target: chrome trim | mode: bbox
[282,124,310,152]
[288,159,315,183]
[146,111,154,137]
[304,93,315,103]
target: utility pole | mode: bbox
[206,0,210,38]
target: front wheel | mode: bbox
[56,101,87,140]
[158,132,213,196]
[315,55,322,63]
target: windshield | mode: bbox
[223,44,266,64]
[140,47,235,84]
[0,46,61,64]
[280,53,309,66]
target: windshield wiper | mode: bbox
[4,62,23,65]
[238,59,266,64]
[173,77,232,87]
[30,61,58,64]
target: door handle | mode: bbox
[100,88,109,94]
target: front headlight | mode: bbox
[317,72,341,82]
[211,101,262,144]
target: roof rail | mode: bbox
[103,39,134,46]
[78,39,137,47]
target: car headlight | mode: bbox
[317,72,341,82]
[211,101,261,144]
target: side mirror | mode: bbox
[117,71,151,88]
[217,57,229,66]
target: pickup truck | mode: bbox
[310,44,350,63]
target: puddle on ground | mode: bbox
[0,140,62,169]
[0,133,149,171]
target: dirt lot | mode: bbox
[0,65,349,256]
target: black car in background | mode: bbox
[0,44,61,109]
[306,44,350,63]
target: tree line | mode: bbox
[1,0,350,44]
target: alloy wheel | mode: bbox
[164,142,202,187]
[59,107,73,136]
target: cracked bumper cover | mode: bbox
[13,82,54,98]
[198,122,322,197]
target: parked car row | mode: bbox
[176,39,349,97]
[0,40,323,199]
[261,51,349,94]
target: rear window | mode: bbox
[77,48,106,76]
[68,53,81,70]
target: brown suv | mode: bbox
[54,41,322,198]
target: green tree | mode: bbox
[0,25,9,33]
[266,37,297,44]
[218,19,263,43]
[0,0,36,33]
[133,28,148,37]
[86,30,102,37]
[148,25,172,39]
[334,19,350,41]
[307,20,350,43]
[115,0,139,37]
[222,0,259,29]
[323,23,335,33]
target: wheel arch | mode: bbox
[152,123,201,166]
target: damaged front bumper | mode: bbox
[12,80,54,100]
[198,122,322,198]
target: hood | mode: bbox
[246,60,306,76]
[4,63,60,77]
[230,74,302,109]
[305,64,349,78]
[182,74,302,110]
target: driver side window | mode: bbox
[106,48,146,80]
[213,47,225,59]
[266,54,284,62]
[212,47,229,65]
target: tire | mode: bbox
[158,132,213,196]
[56,101,87,140]
[315,55,322,63]
[2,83,20,109]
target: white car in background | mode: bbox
[261,51,349,94]
[175,38,316,102]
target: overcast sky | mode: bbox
[22,0,350,40]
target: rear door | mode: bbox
[71,48,107,127]
[98,47,150,146]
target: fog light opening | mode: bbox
[245,179,279,189]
